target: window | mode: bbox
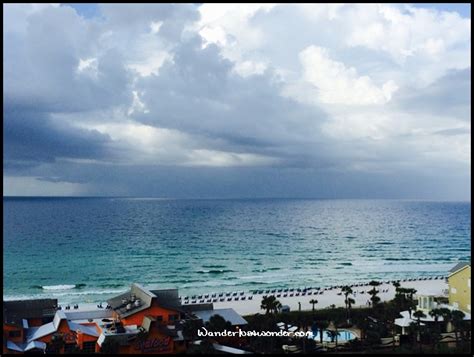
[451,287,457,294]
[9,330,21,338]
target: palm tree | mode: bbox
[393,286,417,314]
[439,307,453,333]
[327,320,340,350]
[260,295,281,315]
[326,330,339,348]
[406,288,417,300]
[429,308,442,352]
[368,281,381,309]
[451,310,465,348]
[316,320,329,345]
[273,300,282,314]
[413,310,426,353]
[182,318,204,342]
[345,297,355,324]
[206,314,233,332]
[341,286,354,323]
[309,299,318,315]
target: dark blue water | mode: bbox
[3,198,471,303]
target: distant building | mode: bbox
[448,262,471,313]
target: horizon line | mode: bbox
[2,195,471,202]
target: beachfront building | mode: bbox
[3,299,58,353]
[448,262,471,313]
[100,283,187,354]
[394,263,472,339]
[3,283,247,354]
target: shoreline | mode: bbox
[198,276,448,316]
[3,276,448,317]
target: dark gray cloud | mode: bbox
[3,4,471,199]
[390,68,471,121]
[3,106,112,172]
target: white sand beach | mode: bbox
[54,277,449,318]
[203,277,449,316]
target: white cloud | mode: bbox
[77,57,98,79]
[184,149,279,167]
[3,3,471,198]
[286,45,398,105]
[150,21,162,34]
[128,91,149,115]
[127,51,170,77]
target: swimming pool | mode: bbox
[310,329,356,342]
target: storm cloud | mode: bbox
[3,4,471,199]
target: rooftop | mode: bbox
[107,284,183,318]
[3,298,58,325]
[192,308,248,326]
[107,283,156,318]
[449,261,470,276]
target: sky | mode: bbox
[3,3,471,199]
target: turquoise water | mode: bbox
[311,330,356,342]
[3,198,471,304]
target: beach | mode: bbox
[57,277,449,317]
[202,277,448,316]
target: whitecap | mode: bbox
[42,284,77,290]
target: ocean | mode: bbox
[3,197,471,304]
